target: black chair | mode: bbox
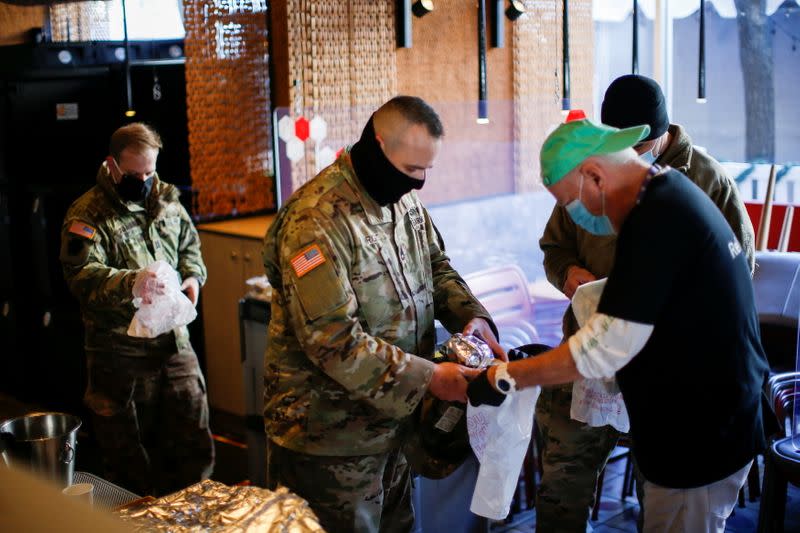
[757,436,800,532]
[757,374,800,532]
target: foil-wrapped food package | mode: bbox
[116,480,325,532]
[435,333,494,369]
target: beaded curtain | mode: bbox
[285,0,397,193]
[184,0,274,218]
[50,1,114,41]
[513,0,594,192]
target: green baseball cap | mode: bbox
[540,119,650,186]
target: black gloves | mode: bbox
[468,343,554,407]
[508,343,552,361]
[467,370,507,407]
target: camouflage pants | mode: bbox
[535,383,621,532]
[266,440,414,533]
[84,343,214,496]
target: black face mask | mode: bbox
[116,173,153,203]
[350,117,425,206]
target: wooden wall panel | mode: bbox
[397,0,516,205]
[0,4,45,46]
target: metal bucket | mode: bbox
[0,412,82,487]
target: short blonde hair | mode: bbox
[109,122,162,160]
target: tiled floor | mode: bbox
[491,448,800,533]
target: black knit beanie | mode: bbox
[601,74,669,142]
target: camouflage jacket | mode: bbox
[60,163,206,355]
[262,153,494,456]
[540,123,755,338]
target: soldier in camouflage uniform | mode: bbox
[535,76,754,531]
[263,96,503,533]
[60,123,213,496]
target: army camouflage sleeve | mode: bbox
[277,209,436,419]
[175,204,208,286]
[60,218,137,311]
[425,211,498,338]
[540,204,582,291]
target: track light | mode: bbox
[505,0,525,21]
[412,0,434,17]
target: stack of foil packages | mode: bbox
[116,480,325,532]
[433,333,495,369]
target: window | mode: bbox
[594,0,800,206]
[50,0,185,42]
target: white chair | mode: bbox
[464,264,540,347]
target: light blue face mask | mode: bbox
[565,175,616,236]
[640,150,657,164]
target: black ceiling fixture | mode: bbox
[492,1,525,48]
[478,0,489,123]
[122,0,135,117]
[397,0,412,48]
[397,0,434,48]
[412,0,434,17]
[506,0,526,21]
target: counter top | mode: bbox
[196,214,276,240]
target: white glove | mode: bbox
[132,269,167,306]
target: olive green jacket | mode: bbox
[262,153,494,455]
[60,163,206,354]
[541,124,755,337]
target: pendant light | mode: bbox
[122,0,135,117]
[632,0,639,74]
[478,0,489,124]
[697,0,707,103]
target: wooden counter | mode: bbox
[197,214,276,241]
[197,215,275,416]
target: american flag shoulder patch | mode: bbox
[68,220,97,240]
[290,244,327,278]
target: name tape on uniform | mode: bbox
[68,221,97,240]
[291,244,326,278]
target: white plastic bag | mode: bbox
[127,261,197,338]
[467,385,540,520]
[569,278,630,433]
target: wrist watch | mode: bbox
[493,363,517,395]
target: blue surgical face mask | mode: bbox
[640,150,657,164]
[565,174,616,236]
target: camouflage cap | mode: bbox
[540,119,650,186]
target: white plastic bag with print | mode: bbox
[127,260,197,338]
[569,278,630,433]
[467,385,540,520]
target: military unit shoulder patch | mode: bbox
[291,244,327,278]
[68,220,97,240]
